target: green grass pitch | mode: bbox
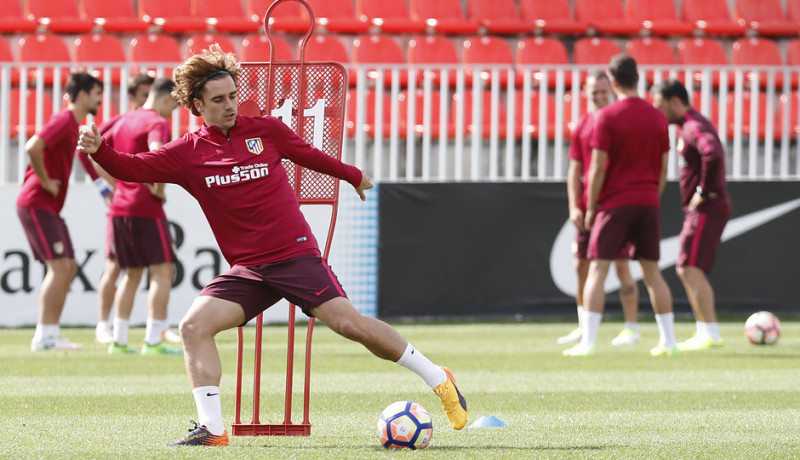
[0,321,798,459]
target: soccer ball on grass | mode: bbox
[376,400,433,450]
[744,311,781,345]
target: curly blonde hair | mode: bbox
[173,44,241,116]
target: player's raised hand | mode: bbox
[77,122,102,154]
[355,170,374,201]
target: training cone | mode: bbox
[468,416,509,428]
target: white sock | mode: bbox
[580,311,602,347]
[113,318,129,346]
[34,324,59,341]
[96,321,110,333]
[396,343,447,388]
[624,321,638,333]
[192,386,225,435]
[655,313,677,348]
[145,318,166,346]
[703,322,721,341]
[696,320,705,336]
[577,305,585,330]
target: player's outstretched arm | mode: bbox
[355,170,374,201]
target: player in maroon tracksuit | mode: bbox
[653,80,732,351]
[16,72,104,351]
[78,45,467,446]
[565,55,678,357]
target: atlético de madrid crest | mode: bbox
[245,137,264,155]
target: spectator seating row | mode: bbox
[9,83,799,142]
[347,87,800,142]
[3,0,800,37]
[3,33,800,90]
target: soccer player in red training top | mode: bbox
[103,77,182,356]
[17,72,104,351]
[564,54,679,357]
[77,45,467,446]
[652,80,732,351]
[560,70,641,348]
[85,73,175,346]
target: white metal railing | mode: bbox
[2,63,800,185]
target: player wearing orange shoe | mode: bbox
[78,45,467,445]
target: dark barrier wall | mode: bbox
[378,181,800,319]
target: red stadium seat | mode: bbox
[453,89,507,139]
[574,0,640,36]
[19,33,72,85]
[242,34,293,62]
[129,33,181,78]
[462,35,514,88]
[303,35,352,83]
[25,0,93,33]
[305,0,370,33]
[345,88,399,138]
[625,0,693,36]
[514,90,558,140]
[573,38,622,84]
[731,37,784,90]
[0,0,37,33]
[398,89,446,138]
[407,35,459,87]
[303,35,349,62]
[249,0,310,33]
[80,0,148,32]
[516,37,571,89]
[138,0,207,33]
[352,34,407,87]
[625,37,676,85]
[409,0,479,34]
[789,0,800,23]
[682,0,747,36]
[194,0,259,33]
[726,90,770,140]
[184,33,238,60]
[8,87,54,139]
[734,0,799,36]
[0,36,20,85]
[466,0,531,35]
[356,0,426,33]
[519,0,587,35]
[677,38,728,88]
[73,34,127,84]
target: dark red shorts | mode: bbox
[678,210,729,272]
[17,205,74,261]
[111,216,175,268]
[574,229,631,260]
[588,205,660,261]
[198,254,347,324]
